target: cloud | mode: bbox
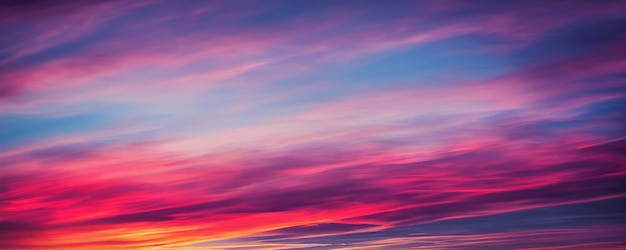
[1,0,625,249]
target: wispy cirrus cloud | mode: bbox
[1,0,625,249]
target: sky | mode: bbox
[0,0,625,249]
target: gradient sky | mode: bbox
[1,1,625,249]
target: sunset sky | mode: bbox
[1,0,625,249]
